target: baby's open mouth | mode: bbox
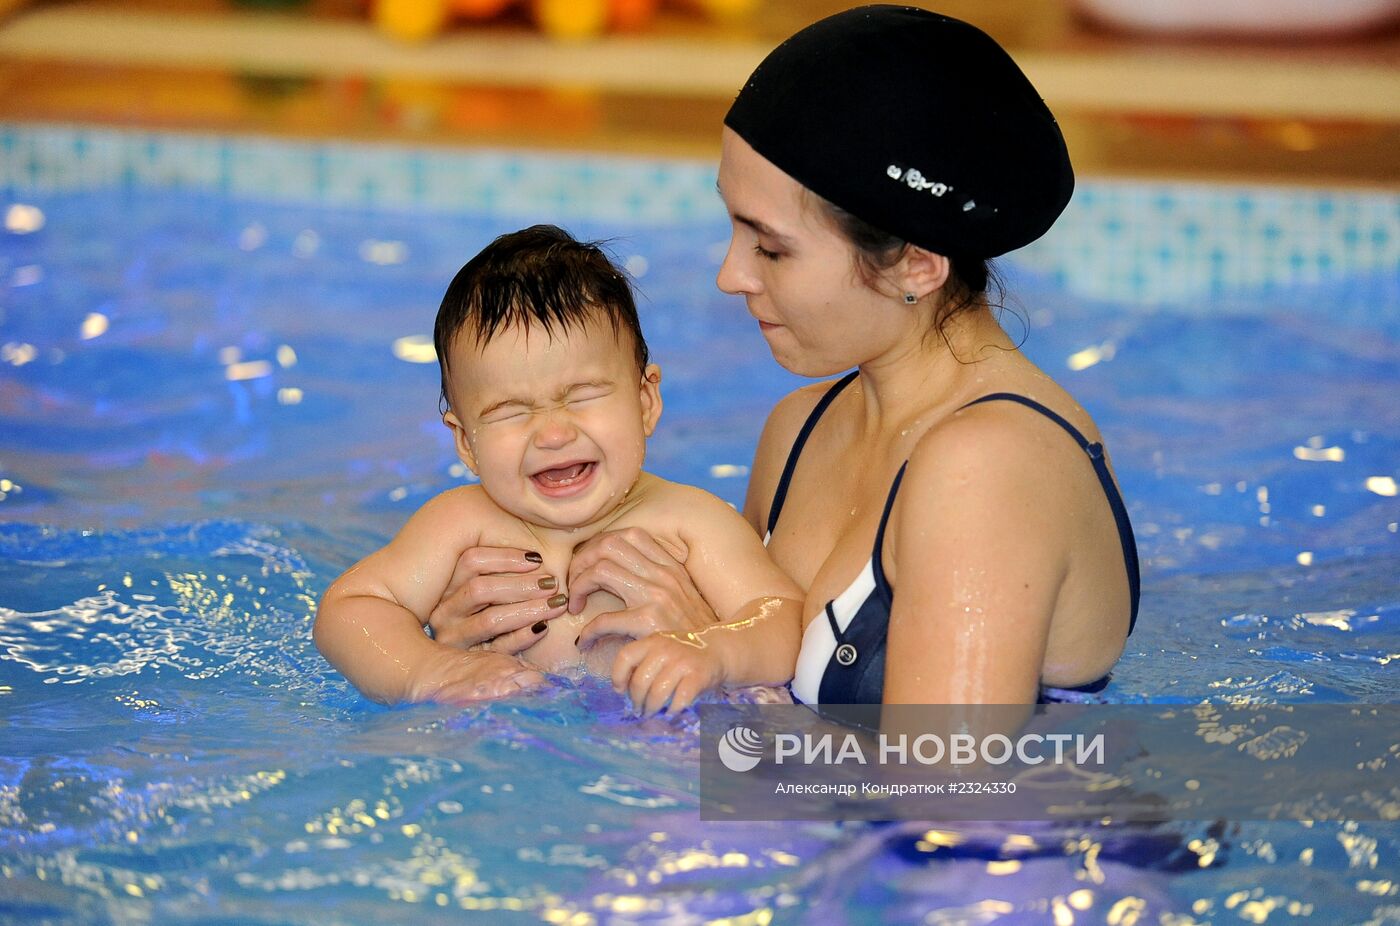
[531,461,597,495]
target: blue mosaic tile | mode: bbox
[2,122,1397,312]
[1019,179,1400,310]
[0,123,723,227]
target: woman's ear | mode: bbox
[640,363,663,437]
[442,409,479,474]
[898,246,951,302]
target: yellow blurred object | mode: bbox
[367,0,752,41]
[450,0,513,16]
[373,0,451,42]
[679,0,757,19]
[533,0,608,40]
[0,0,31,18]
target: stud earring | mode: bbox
[902,292,918,304]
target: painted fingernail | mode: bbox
[524,550,543,563]
[537,576,557,590]
[531,621,548,634]
[547,593,568,608]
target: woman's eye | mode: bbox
[753,243,781,261]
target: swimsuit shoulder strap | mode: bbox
[821,459,907,648]
[766,370,859,536]
[958,393,1141,635]
[869,461,909,599]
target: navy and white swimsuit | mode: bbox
[764,371,1140,705]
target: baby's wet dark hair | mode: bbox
[434,224,650,412]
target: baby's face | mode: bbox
[443,314,661,531]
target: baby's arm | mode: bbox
[611,488,805,715]
[315,489,542,704]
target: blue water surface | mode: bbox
[1,139,1398,924]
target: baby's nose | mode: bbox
[533,409,578,447]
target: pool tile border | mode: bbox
[2,123,1397,309]
[0,123,723,225]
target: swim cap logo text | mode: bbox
[887,165,952,197]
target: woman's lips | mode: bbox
[757,320,781,332]
[530,461,597,498]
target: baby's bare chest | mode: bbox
[518,588,627,677]
[483,510,681,676]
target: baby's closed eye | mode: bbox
[564,385,611,405]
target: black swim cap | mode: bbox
[724,5,1074,259]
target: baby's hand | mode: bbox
[611,631,724,717]
[410,649,546,705]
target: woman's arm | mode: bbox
[882,415,1070,705]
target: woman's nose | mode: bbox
[716,237,757,296]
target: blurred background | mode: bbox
[1,0,1398,183]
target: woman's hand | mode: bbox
[427,546,568,654]
[612,631,725,716]
[567,528,718,648]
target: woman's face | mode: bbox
[715,128,912,377]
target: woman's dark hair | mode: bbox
[433,224,649,412]
[815,196,1008,351]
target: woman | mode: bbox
[429,6,1139,708]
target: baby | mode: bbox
[315,225,803,705]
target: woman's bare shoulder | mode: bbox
[762,380,845,446]
[744,378,852,530]
[896,393,1093,535]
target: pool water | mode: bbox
[1,126,1398,923]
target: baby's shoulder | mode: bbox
[632,473,731,514]
[625,474,744,536]
[401,484,511,539]
[416,483,493,517]
[616,476,777,589]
